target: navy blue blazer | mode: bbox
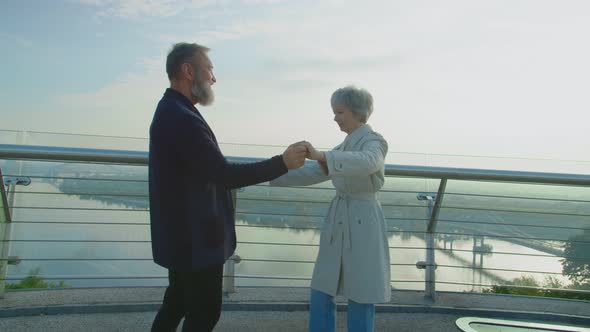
[149,89,288,271]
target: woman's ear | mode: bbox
[354,112,365,123]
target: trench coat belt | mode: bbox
[328,191,377,249]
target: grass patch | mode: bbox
[483,275,590,301]
[6,268,67,290]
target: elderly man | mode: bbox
[149,42,307,331]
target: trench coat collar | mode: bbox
[341,124,372,150]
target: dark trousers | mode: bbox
[151,264,224,332]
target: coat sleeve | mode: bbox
[175,113,288,189]
[324,136,388,177]
[270,161,330,187]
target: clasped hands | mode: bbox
[282,141,325,170]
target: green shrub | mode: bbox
[6,268,67,289]
[483,275,590,301]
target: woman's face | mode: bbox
[332,104,363,134]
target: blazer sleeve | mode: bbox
[270,161,330,187]
[176,113,288,189]
[324,137,388,177]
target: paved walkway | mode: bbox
[0,310,462,331]
[0,288,589,331]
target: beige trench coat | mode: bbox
[271,124,391,303]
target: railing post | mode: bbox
[416,178,447,302]
[223,188,241,296]
[0,174,30,297]
[224,255,241,295]
[0,169,12,297]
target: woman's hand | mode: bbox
[301,141,326,162]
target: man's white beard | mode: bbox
[191,79,215,106]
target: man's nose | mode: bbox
[211,74,217,84]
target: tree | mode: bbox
[561,228,590,288]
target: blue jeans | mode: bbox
[309,289,375,332]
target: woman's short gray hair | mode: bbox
[330,86,374,123]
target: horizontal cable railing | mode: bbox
[6,212,589,232]
[1,144,590,299]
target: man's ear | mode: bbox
[181,63,194,80]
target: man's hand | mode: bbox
[282,142,308,169]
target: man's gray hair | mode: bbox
[166,42,210,80]
[330,86,374,123]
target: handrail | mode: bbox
[0,144,148,165]
[388,164,590,186]
[1,144,589,186]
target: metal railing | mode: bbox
[1,144,589,301]
[1,144,589,184]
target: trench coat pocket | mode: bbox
[321,222,334,244]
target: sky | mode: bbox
[1,0,589,173]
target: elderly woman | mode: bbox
[271,86,390,332]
